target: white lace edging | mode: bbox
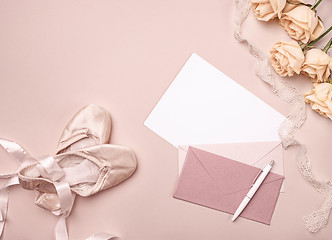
[233,0,332,232]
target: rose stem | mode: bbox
[312,0,323,10]
[323,38,332,53]
[303,26,332,51]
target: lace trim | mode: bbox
[233,0,332,232]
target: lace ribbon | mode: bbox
[233,0,332,232]
[0,139,118,240]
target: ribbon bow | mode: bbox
[0,139,118,240]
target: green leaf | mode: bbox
[311,0,323,10]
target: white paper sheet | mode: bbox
[144,53,285,147]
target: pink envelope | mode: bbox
[178,142,284,192]
[173,147,284,225]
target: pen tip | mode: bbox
[269,160,274,166]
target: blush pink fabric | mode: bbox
[174,147,284,225]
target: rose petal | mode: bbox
[312,20,325,40]
[279,5,324,43]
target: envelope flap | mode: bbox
[189,147,283,195]
[249,142,283,174]
[180,142,282,173]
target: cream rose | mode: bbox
[279,5,324,43]
[251,0,286,21]
[282,0,303,13]
[304,83,332,120]
[270,40,305,77]
[301,49,332,83]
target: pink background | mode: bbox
[0,0,331,239]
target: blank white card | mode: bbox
[144,53,285,147]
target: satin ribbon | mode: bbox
[0,139,119,240]
[0,176,20,236]
[86,233,119,240]
[0,139,29,237]
[37,156,65,181]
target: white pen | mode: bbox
[232,160,274,222]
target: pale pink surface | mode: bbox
[0,1,331,240]
[174,147,284,225]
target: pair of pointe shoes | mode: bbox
[18,104,137,212]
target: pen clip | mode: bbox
[251,169,263,187]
